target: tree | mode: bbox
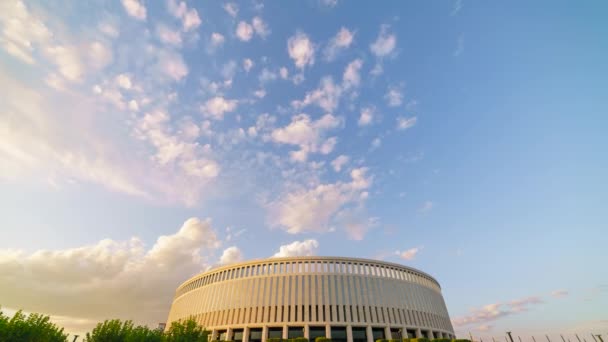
[0,308,68,342]
[84,319,162,342]
[164,317,209,342]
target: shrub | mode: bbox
[267,338,283,342]
[315,338,331,342]
[432,339,451,342]
[376,339,389,342]
[409,338,430,342]
[295,337,309,342]
[453,340,471,342]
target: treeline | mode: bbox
[0,308,208,342]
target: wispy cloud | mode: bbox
[452,296,544,327]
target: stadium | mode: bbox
[166,257,454,342]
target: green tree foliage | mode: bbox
[0,308,68,342]
[164,317,209,342]
[84,319,176,342]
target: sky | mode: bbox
[1,0,607,339]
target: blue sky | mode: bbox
[0,0,607,338]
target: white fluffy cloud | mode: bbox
[167,0,201,31]
[279,67,289,79]
[0,217,221,332]
[210,32,225,47]
[324,27,354,61]
[243,58,254,72]
[287,32,315,69]
[267,168,372,235]
[157,24,183,46]
[236,21,254,41]
[236,17,269,42]
[292,76,342,112]
[331,155,349,172]
[342,58,363,90]
[201,96,238,120]
[358,107,374,126]
[385,86,403,106]
[273,240,319,257]
[370,25,396,57]
[252,17,270,38]
[219,246,243,265]
[396,116,417,130]
[396,247,421,260]
[270,113,341,162]
[223,3,238,18]
[122,0,147,20]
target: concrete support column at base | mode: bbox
[283,326,288,339]
[211,330,218,341]
[304,325,309,339]
[227,328,233,341]
[366,326,373,342]
[384,326,392,340]
[416,329,422,338]
[243,327,250,342]
[346,325,353,342]
[326,325,331,339]
[262,326,268,342]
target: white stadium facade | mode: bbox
[166,257,455,342]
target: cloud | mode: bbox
[454,34,464,57]
[287,32,315,69]
[331,155,349,172]
[0,217,221,333]
[451,0,463,16]
[156,49,189,81]
[452,296,543,327]
[223,3,238,18]
[396,116,417,130]
[219,246,243,265]
[370,137,381,150]
[279,67,289,79]
[157,24,183,46]
[45,45,84,82]
[320,0,338,8]
[258,68,278,83]
[273,240,319,257]
[551,289,568,298]
[0,0,53,64]
[167,0,201,31]
[236,21,253,41]
[342,58,363,90]
[88,41,113,70]
[358,107,374,126]
[115,74,133,89]
[201,96,238,120]
[370,25,396,57]
[396,247,421,260]
[243,58,254,72]
[267,167,372,235]
[292,76,342,112]
[252,17,270,38]
[324,27,355,61]
[270,113,341,162]
[122,0,147,20]
[419,200,433,213]
[210,32,225,47]
[236,17,268,42]
[385,86,403,106]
